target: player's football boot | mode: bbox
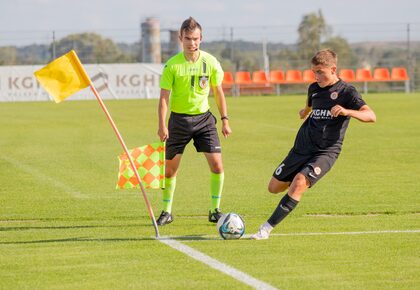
[250,223,273,240]
[157,211,173,226]
[208,208,223,223]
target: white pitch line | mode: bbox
[0,155,88,199]
[158,237,278,290]
[267,229,420,237]
[167,229,420,242]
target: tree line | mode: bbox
[0,11,416,75]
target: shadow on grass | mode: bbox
[0,236,157,245]
[158,235,220,241]
[0,234,223,245]
[0,223,150,232]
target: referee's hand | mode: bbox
[158,126,169,142]
[222,122,232,138]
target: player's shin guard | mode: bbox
[267,193,299,227]
[162,177,176,213]
[210,172,224,212]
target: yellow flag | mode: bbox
[34,50,91,103]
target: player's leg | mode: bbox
[192,111,224,222]
[204,152,224,222]
[266,173,308,226]
[157,113,192,226]
[267,177,290,194]
[162,154,182,208]
[252,152,338,239]
[157,155,182,226]
[252,151,310,240]
[252,174,308,240]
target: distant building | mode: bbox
[168,30,181,57]
[141,18,161,63]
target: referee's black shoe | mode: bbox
[208,208,223,223]
[157,211,173,226]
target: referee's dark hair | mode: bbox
[180,17,202,36]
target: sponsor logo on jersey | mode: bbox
[310,109,333,120]
[314,167,322,175]
[330,91,338,100]
[308,172,317,179]
[312,92,318,97]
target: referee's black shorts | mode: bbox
[166,111,221,160]
[272,149,339,187]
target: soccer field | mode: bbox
[1,93,419,289]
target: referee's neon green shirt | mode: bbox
[160,50,224,115]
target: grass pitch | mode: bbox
[0,93,419,289]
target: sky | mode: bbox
[1,0,419,45]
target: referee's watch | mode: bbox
[221,116,229,121]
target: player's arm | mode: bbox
[299,104,312,119]
[213,85,232,138]
[300,87,313,119]
[331,104,376,123]
[158,89,171,141]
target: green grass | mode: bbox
[1,93,419,289]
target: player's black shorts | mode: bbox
[272,149,339,187]
[166,110,221,160]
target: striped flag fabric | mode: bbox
[117,142,165,189]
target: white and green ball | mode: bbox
[217,213,245,240]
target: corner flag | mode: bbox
[34,50,90,103]
[117,142,165,189]
[33,50,160,238]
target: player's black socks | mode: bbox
[267,193,299,227]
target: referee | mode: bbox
[157,17,232,226]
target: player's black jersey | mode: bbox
[293,79,366,154]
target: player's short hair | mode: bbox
[180,17,202,36]
[311,49,337,67]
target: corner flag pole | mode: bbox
[34,50,159,237]
[89,84,160,238]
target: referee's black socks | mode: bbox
[267,193,299,227]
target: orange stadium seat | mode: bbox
[391,67,409,81]
[339,69,356,82]
[223,71,234,85]
[356,69,373,82]
[269,70,285,84]
[252,71,269,84]
[373,68,391,81]
[235,71,253,85]
[303,69,315,83]
[222,71,235,95]
[285,70,303,83]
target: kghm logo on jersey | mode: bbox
[330,91,338,100]
[310,109,333,120]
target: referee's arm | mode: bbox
[213,85,232,138]
[158,89,171,141]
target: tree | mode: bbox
[297,10,329,61]
[321,36,355,67]
[53,33,124,63]
[0,46,17,65]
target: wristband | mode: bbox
[221,116,229,121]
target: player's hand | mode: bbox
[299,108,307,119]
[331,105,349,117]
[222,121,232,138]
[158,126,169,142]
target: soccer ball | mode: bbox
[217,213,245,240]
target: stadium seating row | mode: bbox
[223,67,410,95]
